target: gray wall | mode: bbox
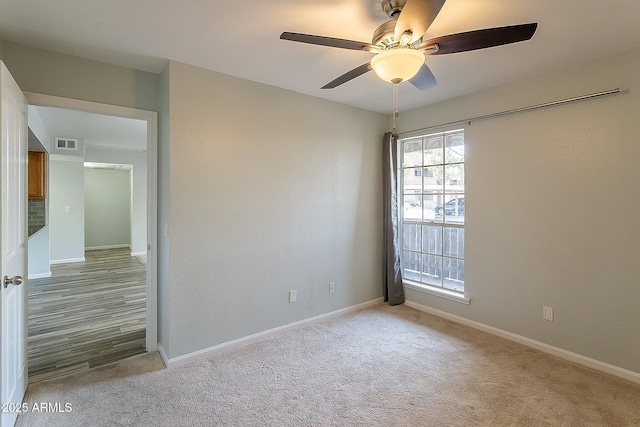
[157,62,171,353]
[161,61,387,359]
[27,105,51,152]
[49,156,85,262]
[397,48,640,374]
[84,168,131,249]
[27,106,51,277]
[27,222,50,277]
[85,147,147,254]
[2,41,158,112]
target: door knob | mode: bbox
[3,275,23,289]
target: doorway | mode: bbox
[25,93,157,380]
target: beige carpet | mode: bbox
[16,303,640,426]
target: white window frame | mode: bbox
[398,129,470,304]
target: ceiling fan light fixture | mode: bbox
[370,48,424,84]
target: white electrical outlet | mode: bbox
[543,306,553,321]
[329,282,336,294]
[289,290,297,303]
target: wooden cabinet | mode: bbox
[28,151,47,198]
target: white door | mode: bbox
[0,61,28,427]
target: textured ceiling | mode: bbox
[2,0,640,114]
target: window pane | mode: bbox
[443,258,464,292]
[432,194,447,222]
[403,168,422,193]
[443,227,464,258]
[403,140,422,167]
[443,195,464,225]
[445,164,464,193]
[423,166,444,194]
[403,251,421,281]
[445,133,464,163]
[402,195,422,221]
[422,254,442,286]
[402,223,421,251]
[423,135,443,166]
[421,194,437,221]
[422,225,442,255]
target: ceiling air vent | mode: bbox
[55,138,78,151]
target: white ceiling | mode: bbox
[2,0,640,114]
[30,105,147,152]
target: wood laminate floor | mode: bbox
[28,248,146,383]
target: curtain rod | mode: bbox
[398,88,623,138]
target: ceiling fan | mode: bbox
[280,0,538,91]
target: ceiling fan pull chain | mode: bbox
[392,82,399,133]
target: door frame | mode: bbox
[24,92,158,351]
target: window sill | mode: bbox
[404,281,471,305]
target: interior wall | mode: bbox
[84,168,131,249]
[85,147,147,254]
[163,61,387,359]
[27,106,51,152]
[157,62,171,355]
[27,106,51,278]
[49,156,85,262]
[1,41,158,111]
[397,48,640,374]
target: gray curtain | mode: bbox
[383,132,404,305]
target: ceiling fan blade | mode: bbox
[280,32,376,52]
[321,63,372,89]
[409,63,438,90]
[420,23,538,55]
[394,0,447,45]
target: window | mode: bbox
[399,129,464,294]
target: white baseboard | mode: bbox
[404,300,640,386]
[157,344,169,368]
[85,244,130,251]
[50,257,85,265]
[131,251,146,257]
[28,272,51,280]
[166,297,384,367]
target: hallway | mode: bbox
[27,248,146,383]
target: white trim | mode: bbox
[404,281,470,305]
[166,298,384,367]
[156,345,169,368]
[131,251,146,257]
[85,244,130,251]
[50,257,85,265]
[25,91,158,353]
[28,272,51,280]
[404,300,640,385]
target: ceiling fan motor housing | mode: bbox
[372,19,398,47]
[382,0,406,18]
[375,0,411,47]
